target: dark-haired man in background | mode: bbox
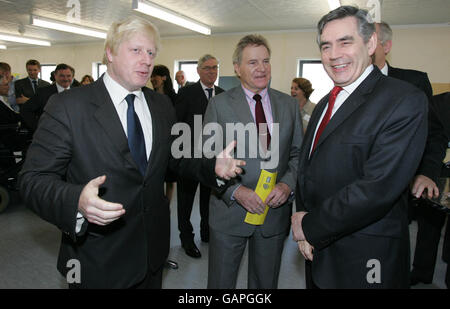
[19,63,75,131]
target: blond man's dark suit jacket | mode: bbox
[19,78,217,288]
[296,67,428,288]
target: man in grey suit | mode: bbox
[204,34,303,288]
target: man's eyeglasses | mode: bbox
[201,65,218,72]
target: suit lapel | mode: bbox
[301,95,328,162]
[91,79,138,173]
[192,82,208,112]
[228,86,255,127]
[311,68,383,155]
[142,88,160,178]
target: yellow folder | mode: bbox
[244,170,277,225]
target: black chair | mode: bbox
[0,123,31,212]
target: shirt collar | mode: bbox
[342,64,374,96]
[242,86,269,103]
[380,63,388,76]
[56,83,70,93]
[200,80,214,91]
[103,71,144,106]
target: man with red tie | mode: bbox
[291,6,428,288]
[204,34,303,288]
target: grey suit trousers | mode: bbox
[207,227,286,289]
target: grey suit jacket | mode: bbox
[203,86,303,237]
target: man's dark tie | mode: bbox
[253,94,271,148]
[311,86,343,153]
[125,94,147,176]
[206,88,213,100]
[32,80,38,93]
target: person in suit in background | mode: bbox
[19,63,74,132]
[205,34,302,288]
[14,59,50,105]
[68,66,81,88]
[372,21,434,224]
[372,21,433,101]
[175,54,225,258]
[175,70,194,91]
[291,77,316,133]
[291,6,428,288]
[0,62,19,112]
[410,92,449,287]
[0,68,22,169]
[19,16,244,289]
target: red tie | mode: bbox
[253,94,271,149]
[311,86,343,153]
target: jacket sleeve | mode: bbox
[18,95,84,242]
[416,99,448,182]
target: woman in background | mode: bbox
[151,65,177,106]
[291,77,315,133]
[151,65,177,201]
[151,64,178,270]
[80,75,94,85]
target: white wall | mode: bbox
[1,26,448,95]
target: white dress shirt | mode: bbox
[200,81,215,99]
[309,65,374,156]
[380,63,388,76]
[56,83,70,93]
[102,72,153,159]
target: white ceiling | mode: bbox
[0,0,449,48]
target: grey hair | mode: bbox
[317,5,375,45]
[377,21,393,44]
[198,54,218,69]
[232,34,271,65]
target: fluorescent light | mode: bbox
[327,0,341,10]
[132,0,211,35]
[32,16,107,39]
[0,45,6,49]
[0,33,51,46]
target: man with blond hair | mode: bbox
[19,16,244,289]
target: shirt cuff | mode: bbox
[230,184,242,201]
[75,212,85,234]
